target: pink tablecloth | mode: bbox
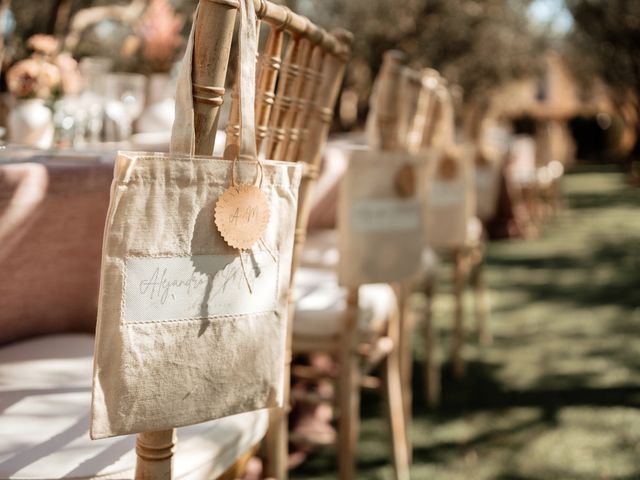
[0,148,116,345]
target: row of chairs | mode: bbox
[285,50,502,479]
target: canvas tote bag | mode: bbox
[338,148,427,288]
[424,146,476,249]
[91,0,301,439]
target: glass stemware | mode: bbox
[104,73,147,142]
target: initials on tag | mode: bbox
[215,184,271,250]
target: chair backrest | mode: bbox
[218,2,352,275]
[158,3,352,478]
[337,53,428,288]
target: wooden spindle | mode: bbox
[192,0,239,156]
[274,38,311,160]
[375,50,406,151]
[284,43,324,161]
[419,69,442,149]
[134,429,176,480]
[397,66,422,151]
[134,1,239,477]
[264,35,303,160]
[255,26,285,152]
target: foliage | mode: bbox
[565,0,640,109]
[289,0,546,105]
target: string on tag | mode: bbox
[213,0,275,294]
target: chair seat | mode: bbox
[293,266,396,338]
[0,334,268,480]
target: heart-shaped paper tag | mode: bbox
[215,184,271,250]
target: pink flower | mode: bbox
[136,0,185,73]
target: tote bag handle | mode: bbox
[170,0,257,159]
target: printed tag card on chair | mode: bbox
[424,146,476,249]
[338,148,427,288]
[90,0,301,439]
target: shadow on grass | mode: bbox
[487,237,640,310]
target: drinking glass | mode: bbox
[104,73,147,141]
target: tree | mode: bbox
[290,0,546,107]
[566,0,640,134]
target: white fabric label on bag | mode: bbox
[351,198,421,232]
[430,180,465,207]
[123,252,279,323]
[476,168,495,190]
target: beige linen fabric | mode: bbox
[424,146,476,249]
[91,0,301,439]
[338,148,427,287]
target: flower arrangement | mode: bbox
[6,34,81,101]
[135,0,184,74]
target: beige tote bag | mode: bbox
[91,0,301,439]
[475,147,503,222]
[424,146,475,249]
[338,148,426,288]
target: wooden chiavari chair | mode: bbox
[221,3,353,479]
[289,50,411,480]
[407,69,492,408]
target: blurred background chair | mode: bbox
[0,153,269,480]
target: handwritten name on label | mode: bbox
[429,180,465,207]
[351,198,421,232]
[123,252,278,323]
[215,185,270,250]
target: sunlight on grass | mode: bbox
[292,167,640,479]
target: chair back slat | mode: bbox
[265,36,304,159]
[192,0,238,156]
[255,27,285,152]
[284,43,324,161]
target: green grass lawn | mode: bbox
[291,165,640,479]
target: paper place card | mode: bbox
[351,198,421,232]
[123,252,279,323]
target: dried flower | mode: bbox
[6,58,42,99]
[7,45,81,100]
[27,34,59,56]
[136,0,184,73]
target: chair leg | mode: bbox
[422,279,440,408]
[452,249,467,380]
[262,407,288,480]
[396,283,413,462]
[472,255,492,346]
[337,341,361,480]
[135,429,176,480]
[338,289,361,480]
[382,342,411,480]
